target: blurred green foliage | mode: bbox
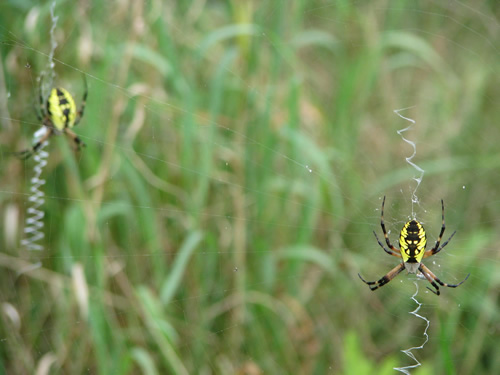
[0,0,499,374]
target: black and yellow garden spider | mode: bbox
[16,76,87,159]
[358,196,469,295]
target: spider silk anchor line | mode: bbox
[21,140,49,252]
[393,282,430,375]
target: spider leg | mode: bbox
[64,128,86,149]
[358,263,405,291]
[423,199,456,258]
[15,128,53,160]
[73,74,88,127]
[373,231,401,258]
[419,263,470,296]
[34,76,46,123]
[376,196,401,257]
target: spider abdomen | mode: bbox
[399,220,427,264]
[47,87,77,130]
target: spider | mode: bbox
[16,76,87,159]
[358,196,469,295]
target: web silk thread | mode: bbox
[393,282,430,375]
[21,142,49,251]
[395,107,425,218]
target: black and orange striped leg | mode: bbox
[35,76,47,123]
[376,196,402,257]
[424,199,456,258]
[64,128,86,150]
[359,263,405,291]
[419,263,470,296]
[373,231,402,258]
[15,128,53,160]
[73,75,88,127]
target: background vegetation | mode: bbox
[0,1,498,374]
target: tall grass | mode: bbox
[0,1,498,374]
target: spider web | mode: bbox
[0,1,498,374]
